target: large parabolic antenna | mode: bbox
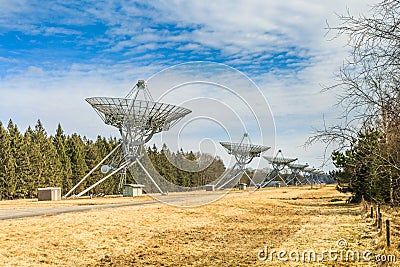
[213,133,270,190]
[64,80,192,198]
[260,150,297,187]
[286,163,309,185]
[304,167,325,185]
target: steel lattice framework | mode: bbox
[64,80,192,198]
[286,163,309,185]
[213,133,270,190]
[303,167,325,185]
[260,150,297,187]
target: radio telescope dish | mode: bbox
[263,156,297,165]
[219,142,269,159]
[64,80,192,198]
[286,163,309,185]
[260,150,297,187]
[303,167,322,185]
[288,163,309,170]
[212,133,270,190]
[85,97,191,143]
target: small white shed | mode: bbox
[205,185,215,191]
[38,187,62,201]
[238,183,247,190]
[123,184,145,197]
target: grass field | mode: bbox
[0,185,394,266]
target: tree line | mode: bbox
[0,119,225,199]
[309,0,400,204]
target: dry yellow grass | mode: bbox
[0,185,389,266]
[361,203,400,266]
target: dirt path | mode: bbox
[0,186,381,266]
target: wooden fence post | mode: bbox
[361,195,365,212]
[386,220,390,247]
[378,212,382,230]
[376,205,380,227]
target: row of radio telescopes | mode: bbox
[64,80,329,198]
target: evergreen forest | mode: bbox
[0,119,226,199]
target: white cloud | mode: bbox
[0,0,379,171]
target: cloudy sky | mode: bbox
[0,0,377,170]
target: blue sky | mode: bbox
[0,1,311,75]
[0,0,377,170]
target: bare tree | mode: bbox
[308,0,400,203]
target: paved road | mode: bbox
[0,200,159,220]
[0,191,228,220]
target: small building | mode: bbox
[238,183,247,190]
[123,184,145,197]
[38,187,62,201]
[205,184,215,191]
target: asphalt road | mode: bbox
[0,199,159,220]
[0,191,228,220]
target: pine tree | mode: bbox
[54,124,73,193]
[184,150,198,187]
[84,137,105,194]
[43,136,63,188]
[95,136,110,158]
[24,126,42,196]
[66,133,88,194]
[0,121,16,199]
[30,120,62,188]
[158,144,170,179]
[8,120,30,198]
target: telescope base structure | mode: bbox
[303,168,326,185]
[261,153,297,188]
[212,163,258,190]
[285,173,304,186]
[63,142,166,199]
[285,164,309,186]
[260,169,288,188]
